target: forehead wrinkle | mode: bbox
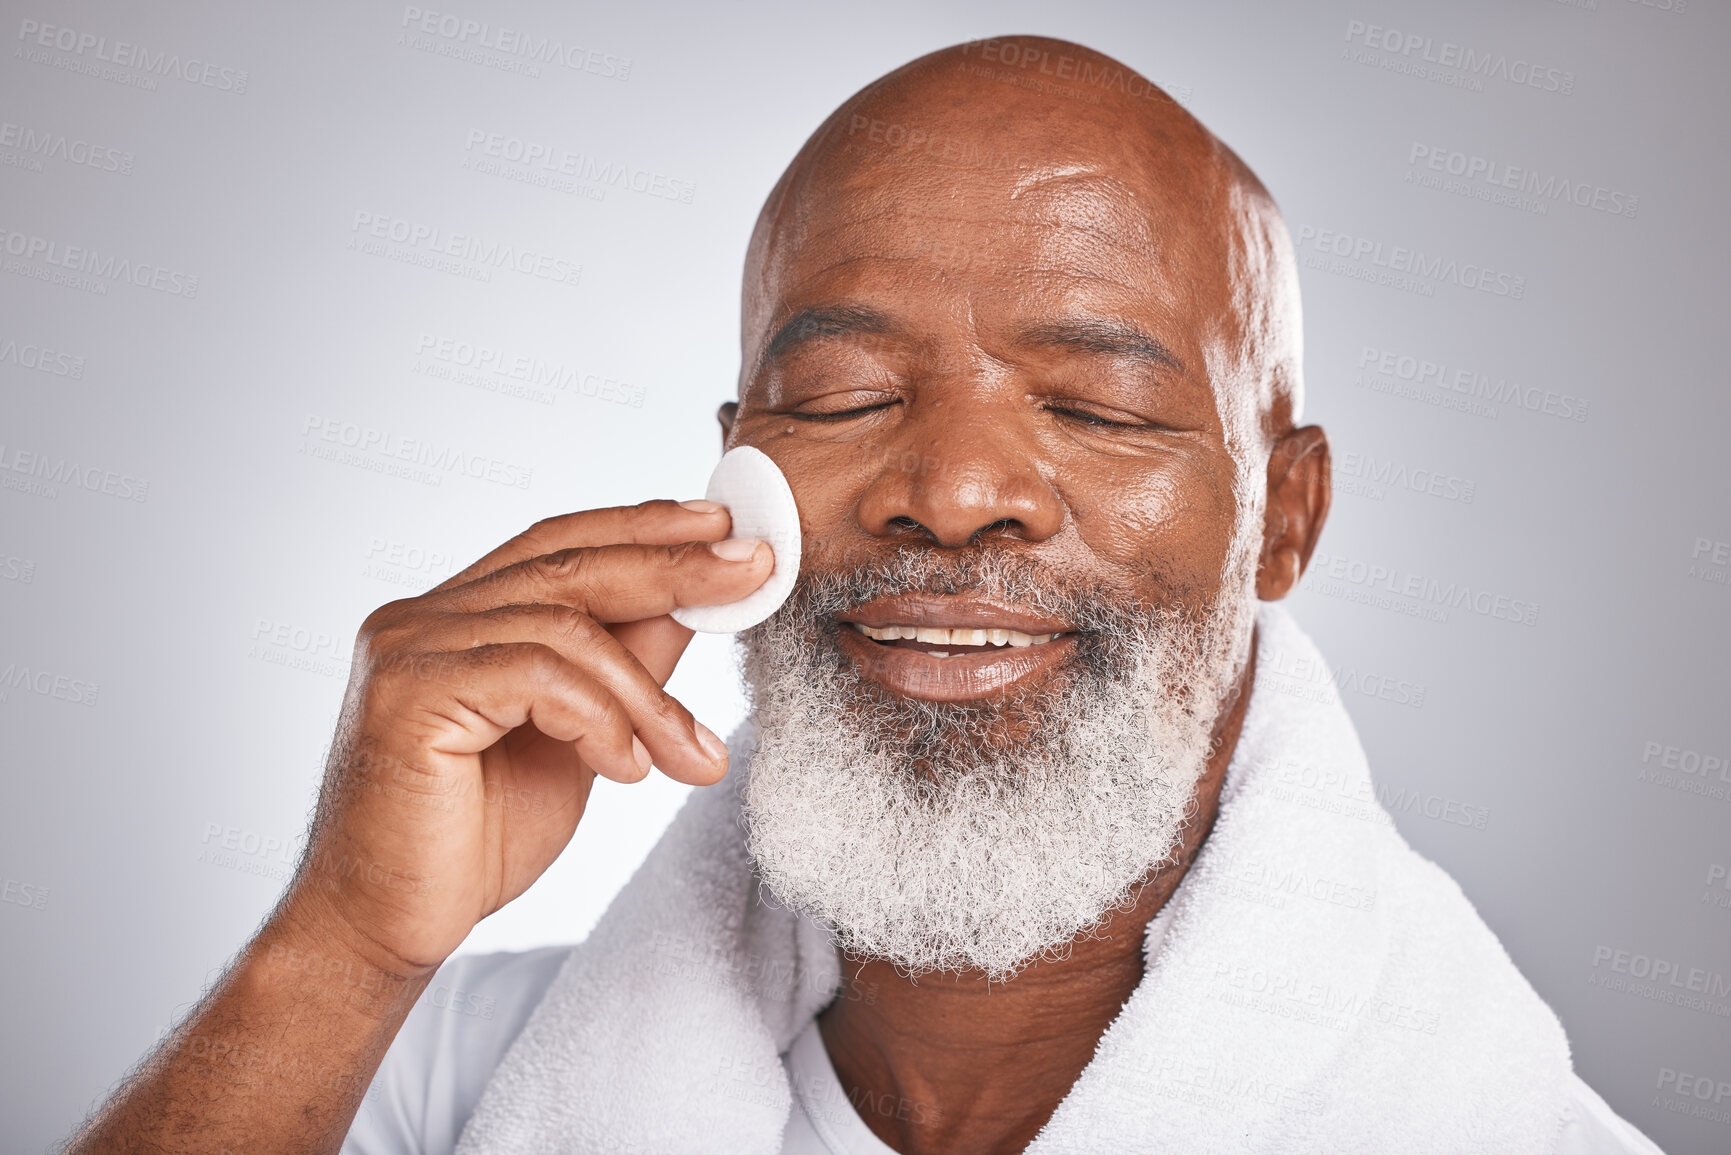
[783,201,1163,288]
[999,170,1158,239]
[795,166,1160,247]
[1009,162,1103,199]
[773,168,1175,314]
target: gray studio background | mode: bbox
[2,0,1727,1150]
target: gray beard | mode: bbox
[738,543,1257,982]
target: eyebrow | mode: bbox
[756,304,893,376]
[1017,318,1185,374]
[754,307,1186,378]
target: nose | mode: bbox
[856,410,1066,547]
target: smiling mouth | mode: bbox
[849,622,1066,657]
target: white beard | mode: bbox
[738,529,1259,982]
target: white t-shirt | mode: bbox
[779,1016,898,1155]
[343,935,1664,1155]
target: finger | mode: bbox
[606,616,695,686]
[433,500,733,593]
[386,643,651,784]
[433,538,774,625]
[406,607,725,784]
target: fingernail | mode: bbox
[679,499,725,513]
[709,537,762,562]
[693,721,728,763]
[631,735,652,773]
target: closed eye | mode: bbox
[788,393,900,422]
[1045,404,1149,430]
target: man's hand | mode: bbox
[65,499,771,1155]
[288,498,772,976]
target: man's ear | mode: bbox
[1256,426,1331,600]
[717,401,738,451]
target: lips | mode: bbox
[836,595,1077,701]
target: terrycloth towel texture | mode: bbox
[454,604,1575,1154]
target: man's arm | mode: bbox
[64,501,770,1154]
[68,897,429,1152]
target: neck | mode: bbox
[816,639,1256,1155]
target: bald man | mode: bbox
[69,38,1661,1155]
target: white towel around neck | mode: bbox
[453,603,1574,1154]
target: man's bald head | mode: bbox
[740,35,1304,465]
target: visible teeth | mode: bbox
[851,623,1061,648]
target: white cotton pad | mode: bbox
[670,446,802,633]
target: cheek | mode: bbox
[1063,457,1240,601]
[754,437,880,563]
